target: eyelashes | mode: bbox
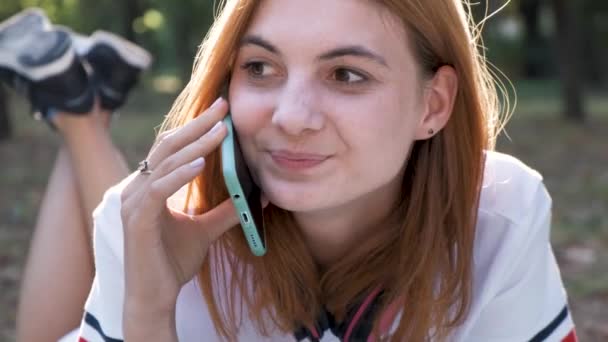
[239,60,372,87]
[240,61,274,79]
[331,67,367,84]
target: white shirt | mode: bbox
[72,151,577,342]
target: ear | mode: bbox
[414,65,458,140]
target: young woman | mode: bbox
[74,0,576,341]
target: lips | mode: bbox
[269,150,330,170]
[269,150,329,161]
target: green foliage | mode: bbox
[1,0,607,86]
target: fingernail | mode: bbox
[190,157,205,168]
[209,121,223,134]
[210,97,224,109]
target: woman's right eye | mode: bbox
[240,61,274,79]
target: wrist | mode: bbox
[123,301,178,341]
[124,293,177,319]
[53,113,104,139]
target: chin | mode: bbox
[263,186,329,213]
[266,194,321,212]
[257,171,343,212]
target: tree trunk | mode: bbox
[122,0,141,42]
[552,0,586,122]
[0,86,11,141]
[519,0,545,78]
[580,1,606,85]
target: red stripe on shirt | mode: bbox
[78,337,89,342]
[562,329,578,342]
[344,286,383,342]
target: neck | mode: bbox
[293,172,404,269]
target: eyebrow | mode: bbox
[239,34,389,68]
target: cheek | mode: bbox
[229,90,271,136]
[227,87,274,185]
[337,98,417,177]
[337,93,417,150]
[347,121,413,175]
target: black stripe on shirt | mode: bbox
[84,311,124,342]
[528,305,569,342]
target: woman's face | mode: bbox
[229,0,427,213]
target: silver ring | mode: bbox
[138,160,153,174]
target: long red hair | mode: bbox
[160,0,505,340]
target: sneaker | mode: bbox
[0,13,94,122]
[73,30,152,111]
[0,7,50,83]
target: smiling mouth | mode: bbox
[269,150,330,171]
[270,150,329,160]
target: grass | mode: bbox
[512,80,608,118]
[0,80,607,341]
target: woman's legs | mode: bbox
[16,148,94,342]
[16,107,130,342]
[7,13,152,338]
[53,108,130,232]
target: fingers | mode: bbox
[171,198,240,243]
[146,97,228,171]
[150,119,226,181]
[142,156,208,215]
[152,127,178,151]
[197,198,241,242]
[123,97,228,208]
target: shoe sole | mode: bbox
[0,28,77,81]
[75,30,152,70]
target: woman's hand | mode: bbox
[119,98,238,338]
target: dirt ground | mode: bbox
[1,92,607,341]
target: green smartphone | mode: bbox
[221,114,267,256]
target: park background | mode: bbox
[0,0,606,341]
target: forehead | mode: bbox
[244,0,411,60]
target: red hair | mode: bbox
[159,0,505,340]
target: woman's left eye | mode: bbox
[332,68,368,84]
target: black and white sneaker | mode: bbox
[0,11,94,122]
[0,7,50,84]
[73,30,152,111]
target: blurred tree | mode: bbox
[580,1,608,86]
[0,87,10,141]
[75,0,130,34]
[153,0,215,82]
[122,0,144,42]
[551,0,586,122]
[1,0,602,122]
[518,0,550,78]
[0,2,20,140]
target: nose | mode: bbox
[271,80,324,136]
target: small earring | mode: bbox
[428,128,434,135]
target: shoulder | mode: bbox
[458,152,575,341]
[478,150,548,224]
[78,173,136,340]
[80,173,219,340]
[474,151,552,282]
[90,171,139,261]
[474,151,552,273]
